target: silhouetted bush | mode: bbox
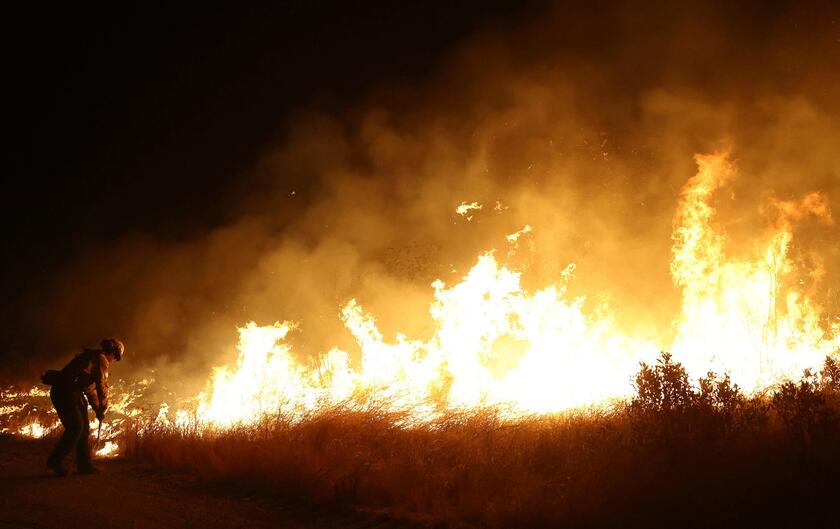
[771,374,824,444]
[627,352,749,444]
[820,356,840,393]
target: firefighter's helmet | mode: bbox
[101,338,125,361]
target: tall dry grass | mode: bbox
[125,355,840,528]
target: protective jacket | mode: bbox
[59,348,110,415]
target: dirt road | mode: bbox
[0,436,406,529]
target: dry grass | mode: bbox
[125,355,840,528]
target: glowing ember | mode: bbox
[95,441,119,458]
[456,201,483,220]
[506,224,532,244]
[18,421,54,438]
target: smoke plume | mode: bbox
[6,1,839,394]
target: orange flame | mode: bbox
[186,152,837,428]
[670,153,838,392]
[3,152,839,438]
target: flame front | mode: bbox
[194,255,660,426]
[189,152,838,428]
[2,152,838,441]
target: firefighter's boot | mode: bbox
[47,456,69,477]
[76,463,99,474]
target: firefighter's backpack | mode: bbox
[40,369,64,386]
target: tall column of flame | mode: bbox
[670,153,838,391]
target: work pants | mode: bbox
[48,387,91,468]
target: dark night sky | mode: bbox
[5,2,536,317]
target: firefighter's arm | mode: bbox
[83,386,101,417]
[94,353,110,419]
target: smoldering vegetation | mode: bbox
[125,355,840,529]
[3,1,839,397]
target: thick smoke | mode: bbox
[6,1,839,393]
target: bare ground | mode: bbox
[0,436,410,529]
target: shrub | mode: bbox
[771,372,825,445]
[627,352,734,444]
[697,371,743,440]
[820,356,840,393]
[630,352,695,416]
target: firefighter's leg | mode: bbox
[47,388,83,474]
[74,394,93,469]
